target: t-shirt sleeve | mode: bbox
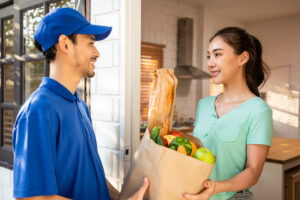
[246,108,273,146]
[13,114,58,198]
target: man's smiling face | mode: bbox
[71,34,100,78]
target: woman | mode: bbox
[184,27,273,200]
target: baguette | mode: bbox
[147,68,178,136]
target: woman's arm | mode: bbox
[184,144,269,200]
[215,144,269,193]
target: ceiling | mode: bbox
[188,0,300,22]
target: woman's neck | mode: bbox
[221,80,256,103]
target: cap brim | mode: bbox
[76,24,112,41]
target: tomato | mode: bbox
[169,130,184,138]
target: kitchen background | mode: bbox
[141,0,300,139]
[0,0,299,199]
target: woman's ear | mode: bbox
[57,34,69,53]
[239,51,249,66]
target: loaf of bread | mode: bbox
[147,68,178,136]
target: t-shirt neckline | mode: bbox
[212,94,259,120]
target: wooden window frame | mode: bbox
[0,0,13,8]
[140,42,165,125]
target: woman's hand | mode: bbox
[128,177,149,200]
[183,180,216,200]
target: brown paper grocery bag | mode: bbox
[119,130,214,200]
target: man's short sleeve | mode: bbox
[246,108,273,146]
[13,114,58,198]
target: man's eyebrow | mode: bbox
[207,48,223,54]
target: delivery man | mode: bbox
[12,7,148,200]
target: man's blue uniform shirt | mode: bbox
[13,77,110,200]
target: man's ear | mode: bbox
[239,51,249,66]
[57,34,69,53]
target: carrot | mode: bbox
[177,145,187,155]
[190,141,197,157]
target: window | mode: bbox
[140,42,165,125]
[265,90,299,128]
[0,0,86,169]
[0,15,16,168]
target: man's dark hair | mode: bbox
[34,34,77,63]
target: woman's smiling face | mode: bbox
[207,36,243,85]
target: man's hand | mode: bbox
[128,177,149,200]
[107,179,120,200]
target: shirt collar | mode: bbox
[40,77,79,102]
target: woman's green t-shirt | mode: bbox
[193,96,273,200]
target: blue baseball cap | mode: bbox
[34,7,112,52]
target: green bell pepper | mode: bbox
[173,137,192,155]
[183,143,192,155]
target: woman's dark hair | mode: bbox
[34,34,77,63]
[210,27,270,97]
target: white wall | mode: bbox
[91,0,123,190]
[142,0,204,120]
[247,16,300,91]
[246,15,300,139]
[0,166,13,200]
[91,0,141,190]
